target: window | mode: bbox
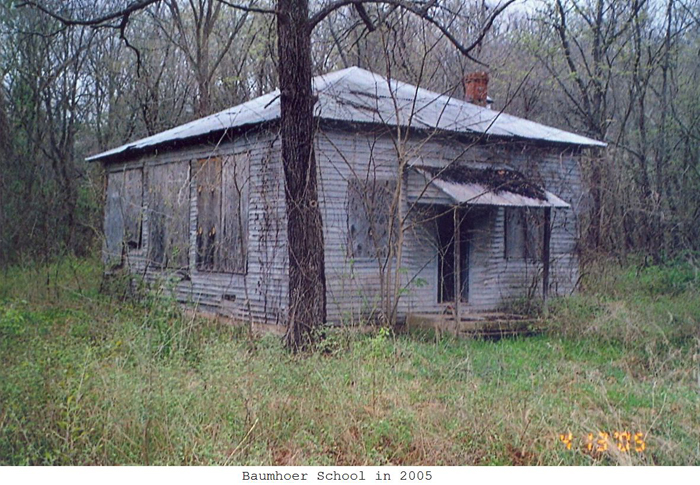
[194,154,248,273]
[147,161,190,269]
[504,207,544,261]
[347,178,397,259]
[104,168,143,266]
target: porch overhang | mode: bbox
[410,165,570,208]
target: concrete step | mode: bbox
[406,312,538,338]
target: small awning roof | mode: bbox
[412,166,570,208]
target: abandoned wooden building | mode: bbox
[89,67,605,329]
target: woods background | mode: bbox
[1,0,699,267]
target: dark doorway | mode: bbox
[436,207,471,303]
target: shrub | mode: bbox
[0,301,27,340]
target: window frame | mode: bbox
[193,154,249,274]
[146,161,191,271]
[104,167,144,267]
[504,207,544,262]
[346,177,397,260]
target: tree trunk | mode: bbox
[196,38,211,117]
[654,0,674,261]
[277,0,327,351]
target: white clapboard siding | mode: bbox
[106,130,289,326]
[105,123,587,326]
[315,127,584,320]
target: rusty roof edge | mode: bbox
[412,166,571,209]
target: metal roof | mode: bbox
[412,166,571,208]
[87,66,605,162]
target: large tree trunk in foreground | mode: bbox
[277,0,327,351]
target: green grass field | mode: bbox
[1,257,698,465]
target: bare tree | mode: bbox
[18,0,514,350]
[2,1,100,260]
[157,0,250,117]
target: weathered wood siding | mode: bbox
[147,161,191,269]
[104,167,143,266]
[315,130,402,323]
[315,127,584,320]
[103,123,585,326]
[104,130,288,325]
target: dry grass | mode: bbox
[0,257,698,465]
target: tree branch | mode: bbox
[553,0,592,114]
[215,0,277,15]
[118,14,143,75]
[18,0,275,27]
[308,0,516,65]
[354,4,376,32]
[17,0,162,27]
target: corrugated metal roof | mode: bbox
[87,67,605,162]
[413,166,571,208]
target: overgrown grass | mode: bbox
[1,257,698,465]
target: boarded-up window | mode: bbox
[104,168,143,266]
[147,162,190,269]
[222,154,249,272]
[347,178,397,259]
[195,157,221,271]
[194,154,248,273]
[504,207,544,261]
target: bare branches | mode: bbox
[215,0,276,16]
[17,1,161,74]
[553,0,592,119]
[17,1,161,27]
[117,13,142,74]
[18,0,275,30]
[308,0,516,65]
[354,4,376,32]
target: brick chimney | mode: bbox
[464,72,489,107]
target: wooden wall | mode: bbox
[104,167,143,266]
[315,127,584,320]
[104,129,287,325]
[103,124,586,326]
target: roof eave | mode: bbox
[86,120,280,164]
[318,118,606,149]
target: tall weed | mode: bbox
[0,257,698,465]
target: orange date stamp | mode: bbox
[559,431,646,453]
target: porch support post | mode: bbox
[542,207,552,309]
[453,206,461,335]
